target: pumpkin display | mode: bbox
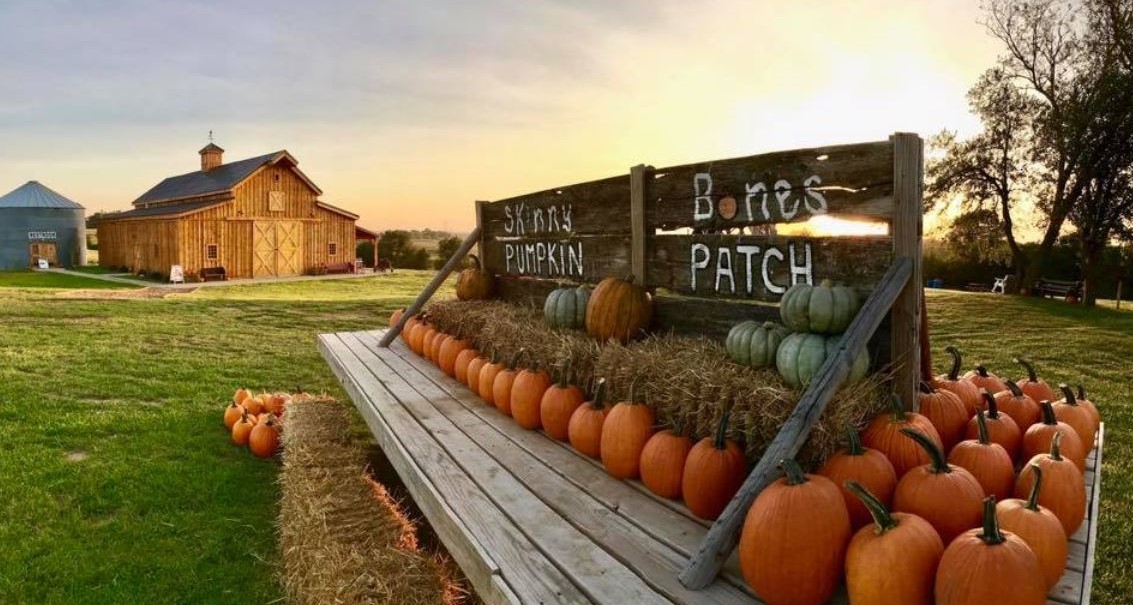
[389,307,405,328]
[477,352,505,404]
[231,413,256,446]
[892,428,984,544]
[1053,384,1099,448]
[491,351,525,417]
[1015,432,1087,536]
[640,425,693,499]
[437,336,470,377]
[249,415,281,458]
[568,378,609,458]
[455,254,493,300]
[1014,357,1057,404]
[453,348,479,385]
[585,275,652,343]
[969,390,1022,462]
[540,367,585,442]
[543,285,590,330]
[725,321,790,368]
[1022,402,1086,472]
[233,388,251,406]
[934,345,982,415]
[862,395,944,477]
[818,427,898,530]
[963,364,1007,394]
[599,378,655,479]
[223,403,247,430]
[917,381,970,452]
[947,410,1015,500]
[510,362,552,430]
[995,379,1042,429]
[778,279,861,334]
[997,465,1069,590]
[465,354,489,395]
[934,497,1047,605]
[775,332,868,389]
[844,481,943,605]
[739,459,851,605]
[682,408,747,520]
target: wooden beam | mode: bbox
[378,226,481,348]
[678,256,912,589]
[890,132,924,410]
[630,164,648,283]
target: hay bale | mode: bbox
[280,399,464,605]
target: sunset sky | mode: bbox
[0,0,1002,232]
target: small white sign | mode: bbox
[37,259,49,269]
[28,231,57,240]
[170,265,185,283]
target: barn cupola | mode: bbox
[199,142,224,172]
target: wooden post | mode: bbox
[475,200,488,260]
[630,165,648,283]
[679,257,913,589]
[378,227,482,348]
[1116,280,1123,310]
[890,133,923,410]
[373,234,379,270]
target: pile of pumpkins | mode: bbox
[726,279,869,388]
[738,349,1100,605]
[222,388,288,458]
[391,307,747,521]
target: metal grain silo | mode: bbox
[0,181,86,269]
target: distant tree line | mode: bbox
[356,230,462,269]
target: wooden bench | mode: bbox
[199,266,227,282]
[1034,278,1083,302]
[319,328,1104,605]
[324,261,356,275]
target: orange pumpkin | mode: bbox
[265,392,289,415]
[249,415,281,458]
[963,363,1007,394]
[540,369,584,442]
[231,413,255,446]
[599,378,655,479]
[455,254,494,300]
[401,315,420,344]
[437,336,469,377]
[511,363,552,430]
[585,275,652,343]
[1014,357,1056,404]
[917,381,969,453]
[997,464,1069,590]
[935,345,983,415]
[995,379,1042,429]
[243,394,265,416]
[1022,401,1086,472]
[407,321,428,354]
[1014,431,1087,536]
[892,428,984,544]
[389,307,405,328]
[682,408,747,520]
[421,327,440,361]
[453,348,479,385]
[428,332,448,364]
[491,352,524,417]
[862,395,944,477]
[1052,384,1098,449]
[465,354,488,396]
[568,378,608,458]
[947,410,1015,500]
[739,459,851,605]
[844,481,943,605]
[818,427,898,530]
[477,352,506,406]
[640,427,693,499]
[970,389,1022,462]
[223,403,247,430]
[1074,385,1101,433]
[934,497,1047,605]
[233,388,251,406]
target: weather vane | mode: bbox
[208,130,214,143]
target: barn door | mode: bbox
[28,243,58,267]
[253,222,277,277]
[252,221,304,278]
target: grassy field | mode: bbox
[0,270,138,289]
[0,276,1127,604]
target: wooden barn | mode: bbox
[96,143,359,279]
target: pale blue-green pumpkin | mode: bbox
[779,279,861,334]
[543,286,591,330]
[775,332,869,388]
[725,321,791,369]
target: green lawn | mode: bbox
[0,270,138,290]
[0,278,1127,604]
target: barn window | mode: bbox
[328,242,338,257]
[206,243,219,261]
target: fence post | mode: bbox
[630,165,648,283]
[890,132,924,410]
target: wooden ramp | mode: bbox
[318,329,1102,605]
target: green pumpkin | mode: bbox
[543,286,590,329]
[779,279,861,334]
[725,321,790,368]
[775,332,869,388]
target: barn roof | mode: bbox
[0,181,84,209]
[94,198,229,222]
[133,150,322,206]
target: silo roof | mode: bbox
[0,181,85,209]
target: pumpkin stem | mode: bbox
[982,389,1001,420]
[1039,400,1057,426]
[1049,430,1065,461]
[623,273,636,284]
[976,364,991,378]
[1059,384,1077,406]
[975,409,991,445]
[507,348,526,370]
[918,381,935,395]
[1004,379,1025,398]
[887,393,909,422]
[845,480,898,534]
[589,378,607,410]
[467,253,482,270]
[1077,385,1088,401]
[713,406,732,451]
[780,459,808,485]
[627,374,645,404]
[1025,464,1044,512]
[945,345,963,381]
[1014,357,1039,382]
[845,426,865,456]
[899,428,951,474]
[976,496,1007,545]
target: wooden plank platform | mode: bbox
[318,329,1103,605]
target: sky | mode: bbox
[0,0,1003,232]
